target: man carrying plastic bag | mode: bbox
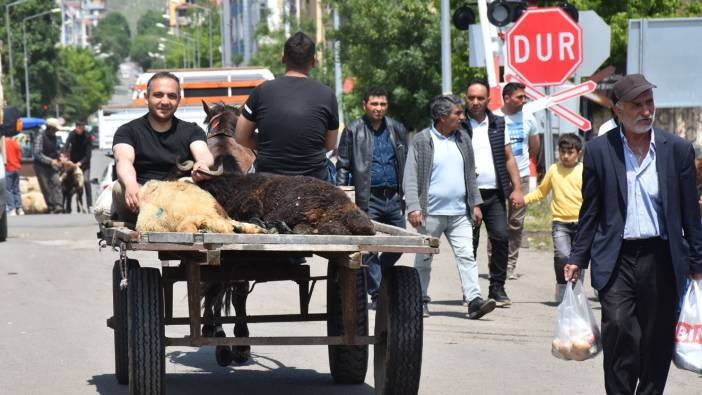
[563,74,702,394]
[674,279,702,373]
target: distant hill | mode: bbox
[106,0,166,36]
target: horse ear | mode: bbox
[202,100,211,116]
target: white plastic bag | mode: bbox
[674,279,702,374]
[93,181,115,224]
[551,280,602,361]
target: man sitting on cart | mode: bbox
[111,71,214,225]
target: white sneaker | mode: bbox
[7,210,17,216]
[16,208,25,216]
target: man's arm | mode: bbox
[335,126,352,186]
[113,143,140,212]
[504,144,524,207]
[235,116,257,150]
[80,136,92,168]
[678,144,702,277]
[189,140,215,182]
[529,135,540,162]
[564,147,601,282]
[403,140,422,228]
[325,129,338,153]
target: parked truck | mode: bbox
[98,67,275,150]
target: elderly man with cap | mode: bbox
[565,74,702,394]
[32,118,64,213]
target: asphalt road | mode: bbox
[0,209,699,395]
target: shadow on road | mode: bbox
[88,348,375,395]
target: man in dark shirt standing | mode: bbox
[235,31,339,180]
[112,71,214,224]
[33,118,63,214]
[336,87,408,308]
[63,121,92,210]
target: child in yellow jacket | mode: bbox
[524,133,583,302]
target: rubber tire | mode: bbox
[327,262,369,384]
[0,210,6,242]
[112,259,140,384]
[374,266,423,395]
[128,267,164,395]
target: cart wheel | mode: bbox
[128,267,164,395]
[327,261,369,384]
[374,266,423,395]
[112,259,139,384]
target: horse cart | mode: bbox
[99,220,439,395]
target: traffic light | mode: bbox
[453,6,476,31]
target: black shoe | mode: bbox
[468,297,496,319]
[488,286,512,308]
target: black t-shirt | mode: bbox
[112,115,206,184]
[242,76,339,179]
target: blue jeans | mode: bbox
[5,171,21,211]
[552,221,578,284]
[415,214,479,303]
[364,191,405,301]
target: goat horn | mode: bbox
[195,163,224,177]
[177,160,194,171]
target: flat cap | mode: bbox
[612,74,656,104]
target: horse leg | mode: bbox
[203,283,234,366]
[232,281,251,363]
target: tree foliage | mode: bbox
[89,12,131,72]
[569,0,702,72]
[163,5,222,69]
[329,0,484,130]
[1,0,61,115]
[55,46,115,122]
[136,10,166,36]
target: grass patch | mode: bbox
[523,198,552,250]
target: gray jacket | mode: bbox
[403,127,482,216]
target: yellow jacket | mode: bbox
[524,162,583,223]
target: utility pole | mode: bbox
[242,0,251,65]
[440,0,451,94]
[221,0,232,66]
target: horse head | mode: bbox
[203,100,240,139]
[201,100,256,175]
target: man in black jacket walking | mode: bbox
[463,78,524,307]
[336,87,408,308]
[63,121,92,210]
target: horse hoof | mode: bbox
[202,324,226,338]
[232,346,251,364]
[215,346,234,367]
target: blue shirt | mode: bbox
[621,129,666,240]
[427,126,466,215]
[369,118,398,188]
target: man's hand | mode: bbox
[564,264,581,283]
[124,182,141,213]
[191,161,213,182]
[473,206,483,227]
[408,210,423,228]
[510,189,525,209]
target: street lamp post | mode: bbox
[23,8,60,117]
[188,4,213,68]
[5,0,31,91]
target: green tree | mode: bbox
[136,10,166,36]
[130,34,161,70]
[330,0,485,130]
[1,0,61,115]
[568,0,702,72]
[163,5,222,69]
[89,12,131,72]
[55,46,115,122]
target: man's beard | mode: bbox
[627,112,655,135]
